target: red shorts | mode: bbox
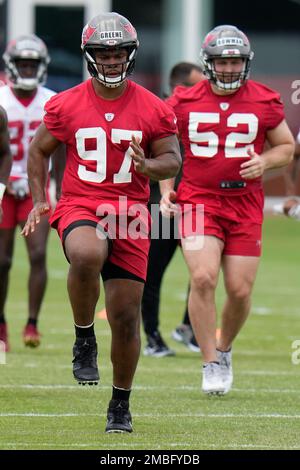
[50,197,151,281]
[0,189,52,229]
[0,193,34,229]
[177,185,264,257]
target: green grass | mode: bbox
[0,216,300,450]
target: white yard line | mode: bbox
[1,412,300,419]
[2,442,299,450]
[0,384,299,393]
[18,363,298,374]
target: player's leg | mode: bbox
[217,255,260,393]
[216,208,262,393]
[102,229,149,433]
[182,236,223,362]
[22,215,50,347]
[104,276,144,433]
[182,235,225,394]
[64,224,109,384]
[0,227,16,352]
[220,255,260,350]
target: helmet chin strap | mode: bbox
[95,68,127,88]
[97,79,124,88]
[215,78,242,91]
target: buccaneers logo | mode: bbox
[82,25,97,46]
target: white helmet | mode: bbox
[3,34,50,90]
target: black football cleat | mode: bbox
[143,330,175,357]
[105,399,133,433]
[72,336,99,385]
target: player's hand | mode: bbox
[160,189,179,218]
[129,135,147,174]
[21,202,50,237]
[239,148,266,179]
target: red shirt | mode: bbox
[44,78,177,205]
[167,79,285,196]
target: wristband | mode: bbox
[0,182,6,201]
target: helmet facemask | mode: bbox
[205,56,251,91]
[84,44,137,88]
[5,58,48,91]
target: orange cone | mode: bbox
[96,308,107,320]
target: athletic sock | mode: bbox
[74,322,95,339]
[112,385,131,402]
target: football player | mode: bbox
[0,106,12,235]
[22,12,181,433]
[0,35,59,351]
[142,62,204,357]
[161,25,294,395]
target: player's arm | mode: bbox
[0,106,12,222]
[129,134,181,180]
[22,123,61,236]
[51,143,66,201]
[240,120,295,179]
[263,119,295,169]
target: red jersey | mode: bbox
[167,79,285,196]
[44,79,177,205]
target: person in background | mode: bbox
[142,62,204,357]
[0,106,12,259]
[0,35,60,351]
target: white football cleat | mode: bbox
[202,362,225,395]
[217,349,233,394]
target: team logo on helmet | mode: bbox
[82,25,97,47]
[123,23,136,35]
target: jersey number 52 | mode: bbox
[189,112,258,158]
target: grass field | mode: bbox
[0,216,300,450]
